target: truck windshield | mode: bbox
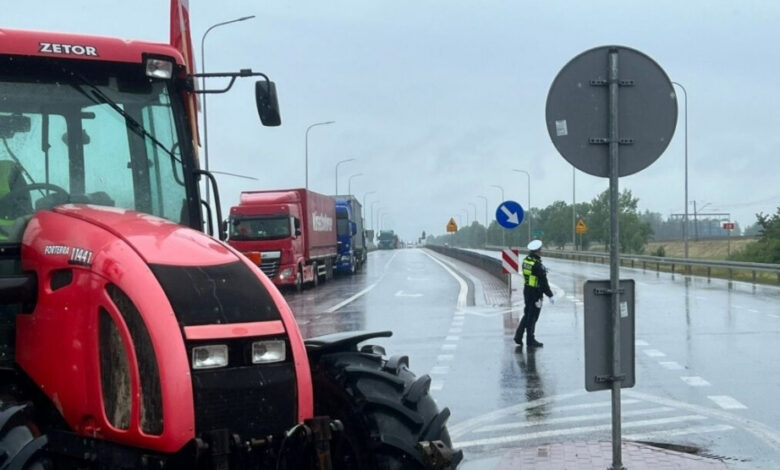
[0,56,188,243]
[230,216,290,241]
[336,211,350,237]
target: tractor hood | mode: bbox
[53,205,236,266]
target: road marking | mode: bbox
[643,349,666,358]
[323,282,379,313]
[442,344,458,351]
[768,314,780,319]
[550,399,640,413]
[625,424,734,441]
[422,250,468,309]
[437,354,455,361]
[406,276,430,281]
[681,376,711,387]
[452,319,465,326]
[454,415,708,448]
[431,366,450,375]
[323,251,397,313]
[430,380,444,391]
[474,407,675,433]
[394,290,423,297]
[708,395,748,410]
[747,308,759,313]
[659,361,685,370]
[635,340,649,346]
[449,328,462,334]
[445,335,460,341]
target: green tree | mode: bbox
[587,189,652,253]
[729,208,780,263]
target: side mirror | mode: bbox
[293,217,302,237]
[255,80,281,127]
[221,219,228,235]
[350,221,357,236]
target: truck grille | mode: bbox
[192,363,297,439]
[260,258,281,279]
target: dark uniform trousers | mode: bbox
[516,289,542,343]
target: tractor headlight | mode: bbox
[192,344,228,369]
[251,340,286,364]
[145,58,174,79]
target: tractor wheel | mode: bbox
[310,351,462,470]
[0,398,50,470]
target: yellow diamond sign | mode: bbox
[446,218,458,233]
[576,218,588,235]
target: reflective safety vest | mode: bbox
[522,257,539,287]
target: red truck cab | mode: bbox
[228,189,337,289]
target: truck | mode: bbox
[378,229,399,249]
[227,189,338,291]
[333,195,366,274]
[0,2,461,469]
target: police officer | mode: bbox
[514,239,554,348]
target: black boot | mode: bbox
[514,327,524,346]
[528,339,544,348]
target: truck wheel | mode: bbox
[313,262,320,287]
[295,266,303,293]
[349,258,357,275]
[0,398,50,470]
[310,352,462,470]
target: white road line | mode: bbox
[449,328,462,334]
[323,281,379,313]
[442,344,458,351]
[422,250,469,309]
[445,335,460,341]
[452,319,465,326]
[323,252,397,313]
[769,314,780,319]
[625,424,734,441]
[643,349,666,358]
[474,407,675,433]
[635,340,649,346]
[431,366,450,375]
[708,395,748,410]
[430,380,444,391]
[547,399,640,413]
[659,361,685,370]
[437,354,455,361]
[454,415,708,448]
[681,376,711,387]
[748,308,759,313]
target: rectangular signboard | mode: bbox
[584,279,635,392]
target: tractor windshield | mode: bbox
[0,56,191,243]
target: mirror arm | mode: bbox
[189,70,271,95]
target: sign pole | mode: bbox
[607,48,624,470]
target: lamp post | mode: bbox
[335,158,356,195]
[672,82,689,260]
[461,209,469,227]
[347,173,363,195]
[476,195,488,245]
[305,121,335,189]
[370,201,380,231]
[363,191,376,219]
[490,185,505,246]
[200,15,255,206]
[572,166,576,249]
[512,169,532,243]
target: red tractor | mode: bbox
[0,3,461,469]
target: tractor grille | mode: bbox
[192,363,297,438]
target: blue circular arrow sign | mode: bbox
[495,200,524,229]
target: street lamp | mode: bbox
[363,191,376,219]
[672,82,689,259]
[200,15,255,206]
[461,209,470,226]
[467,202,477,226]
[305,121,335,189]
[512,169,532,243]
[490,185,505,246]
[347,173,363,195]
[370,201,380,230]
[476,195,489,246]
[335,158,356,194]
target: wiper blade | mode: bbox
[64,68,182,166]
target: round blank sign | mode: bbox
[545,45,677,177]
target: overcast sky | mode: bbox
[5,1,779,241]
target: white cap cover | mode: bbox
[527,239,543,251]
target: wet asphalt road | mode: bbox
[283,248,780,469]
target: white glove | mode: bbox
[548,296,555,305]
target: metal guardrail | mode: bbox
[426,244,779,285]
[479,245,780,284]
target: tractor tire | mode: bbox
[0,398,50,470]
[310,351,462,470]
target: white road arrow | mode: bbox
[500,205,519,225]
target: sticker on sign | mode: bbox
[555,119,568,136]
